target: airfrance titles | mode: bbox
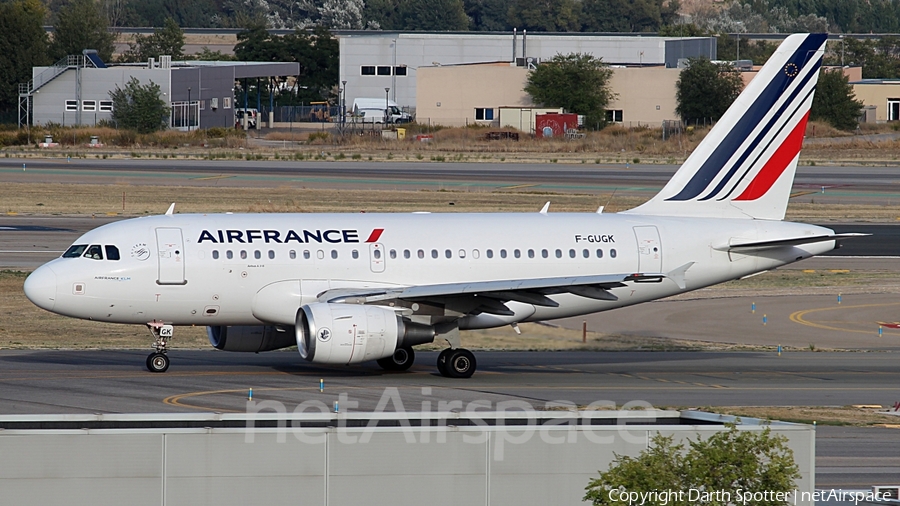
[198,228,384,245]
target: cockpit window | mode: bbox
[63,244,88,258]
[83,245,104,260]
[105,245,120,261]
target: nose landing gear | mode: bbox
[146,322,173,373]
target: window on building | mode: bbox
[99,100,113,112]
[377,66,391,76]
[223,97,232,109]
[361,66,376,75]
[605,110,623,123]
[82,100,96,112]
[394,66,407,76]
[889,98,900,121]
[475,108,494,121]
[65,100,77,111]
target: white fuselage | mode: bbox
[24,212,835,329]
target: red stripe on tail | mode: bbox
[365,228,384,242]
[734,111,810,201]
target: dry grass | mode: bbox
[0,182,647,216]
[704,406,900,426]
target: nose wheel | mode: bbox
[437,348,476,378]
[146,352,169,373]
[146,322,173,373]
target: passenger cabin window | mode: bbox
[569,249,576,258]
[528,249,534,258]
[500,249,507,259]
[104,245,120,260]
[542,249,548,258]
[331,250,338,259]
[555,249,562,258]
[352,250,359,259]
[254,250,261,260]
[445,249,452,259]
[212,250,220,260]
[240,250,247,259]
[63,244,88,258]
[514,249,521,258]
[583,249,589,258]
[610,249,617,258]
[290,250,297,259]
[226,250,233,260]
[431,249,438,259]
[304,250,311,259]
[404,250,411,259]
[417,249,424,259]
[390,250,397,259]
[268,250,275,260]
[458,249,466,259]
[84,245,103,260]
[486,249,493,258]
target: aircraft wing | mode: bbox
[717,233,869,252]
[318,273,665,315]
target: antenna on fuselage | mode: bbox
[165,203,175,216]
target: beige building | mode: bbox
[416,62,531,127]
[605,66,680,127]
[850,79,900,122]
[416,62,683,129]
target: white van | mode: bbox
[350,98,412,124]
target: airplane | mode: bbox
[23,33,862,378]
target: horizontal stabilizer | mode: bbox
[716,233,869,252]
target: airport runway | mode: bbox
[3,159,900,488]
[0,349,897,487]
[3,158,900,199]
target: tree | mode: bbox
[235,25,339,104]
[676,57,743,125]
[49,0,116,62]
[585,425,800,506]
[399,0,468,30]
[0,0,48,118]
[109,77,170,133]
[810,69,863,131]
[463,0,510,31]
[507,0,581,32]
[121,18,185,62]
[524,53,614,130]
[581,0,679,32]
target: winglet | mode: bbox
[596,206,604,214]
[539,201,550,214]
[667,262,695,290]
[165,203,175,216]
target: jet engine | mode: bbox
[207,325,296,352]
[296,303,435,365]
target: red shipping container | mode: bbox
[535,113,578,138]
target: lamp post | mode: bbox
[384,87,390,126]
[341,79,347,128]
[187,87,192,130]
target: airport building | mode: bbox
[339,31,717,113]
[0,410,814,506]
[18,51,299,129]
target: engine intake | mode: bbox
[296,303,434,365]
[207,325,296,352]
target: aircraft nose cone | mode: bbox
[24,265,57,312]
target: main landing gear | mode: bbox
[437,348,476,378]
[146,322,173,373]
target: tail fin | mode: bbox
[624,33,827,220]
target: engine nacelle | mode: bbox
[207,325,296,352]
[296,303,434,365]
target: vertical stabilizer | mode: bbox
[624,33,827,220]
